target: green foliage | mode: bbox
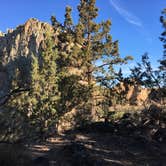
[29,36,59,137]
[76,0,132,116]
[64,6,73,28]
[1,0,134,139]
[51,0,132,121]
[130,53,161,88]
[7,34,60,139]
[51,6,90,115]
[0,108,29,142]
[130,53,166,104]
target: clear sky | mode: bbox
[0,0,165,74]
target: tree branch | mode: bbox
[0,87,30,107]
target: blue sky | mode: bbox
[0,0,165,74]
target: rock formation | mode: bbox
[0,18,55,97]
[0,18,54,65]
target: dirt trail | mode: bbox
[1,120,166,166]
[26,131,166,166]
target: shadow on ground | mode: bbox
[0,107,166,166]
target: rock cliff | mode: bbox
[0,18,54,97]
[0,18,54,65]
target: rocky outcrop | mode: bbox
[113,81,150,105]
[0,18,55,97]
[0,18,54,65]
[127,86,149,105]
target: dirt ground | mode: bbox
[1,124,165,166]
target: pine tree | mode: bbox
[51,5,90,116]
[8,34,59,139]
[130,53,161,88]
[30,43,59,137]
[64,6,73,29]
[76,0,132,118]
[51,0,132,120]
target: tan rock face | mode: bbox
[0,18,55,97]
[114,81,150,105]
[0,18,54,64]
[126,86,149,105]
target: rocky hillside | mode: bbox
[0,18,54,64]
[0,18,55,97]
